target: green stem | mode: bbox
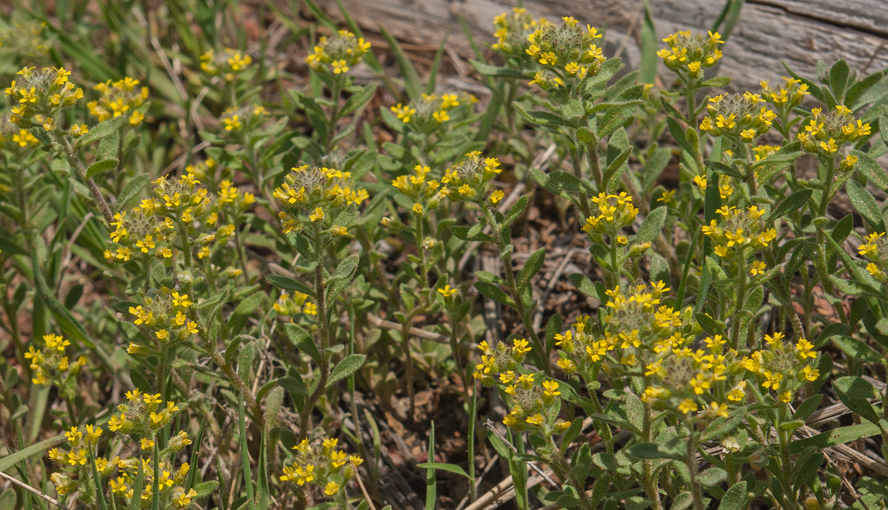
[729,249,748,351]
[299,226,332,438]
[55,133,114,225]
[642,403,662,510]
[687,433,705,510]
[480,204,550,374]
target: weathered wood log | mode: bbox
[312,0,888,92]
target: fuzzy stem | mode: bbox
[299,227,332,438]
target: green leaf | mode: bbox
[193,481,219,498]
[229,292,265,336]
[717,481,747,510]
[789,423,882,454]
[86,158,119,178]
[517,248,545,291]
[707,160,745,180]
[468,60,527,79]
[766,189,813,223]
[266,275,316,298]
[474,281,513,306]
[854,150,888,193]
[332,254,360,281]
[832,336,883,364]
[117,174,151,212]
[513,102,570,127]
[637,206,667,244]
[0,434,65,473]
[450,225,493,242]
[328,354,367,387]
[638,0,658,84]
[79,116,126,145]
[568,273,599,298]
[417,462,471,479]
[667,117,695,155]
[340,83,378,118]
[624,442,684,461]
[549,171,582,192]
[829,60,851,100]
[701,76,731,88]
[286,323,321,365]
[829,275,882,298]
[846,179,886,233]
[504,196,530,226]
[833,376,882,424]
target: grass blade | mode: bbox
[425,422,436,510]
[379,27,422,100]
[238,394,255,509]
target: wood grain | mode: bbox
[311,0,888,92]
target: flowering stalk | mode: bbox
[300,224,333,438]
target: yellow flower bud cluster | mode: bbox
[48,424,117,502]
[107,389,181,435]
[220,104,268,134]
[274,165,368,234]
[740,333,820,404]
[200,48,253,82]
[5,66,83,129]
[657,30,723,77]
[525,17,606,89]
[699,92,776,143]
[859,232,888,282]
[473,338,532,385]
[281,438,363,500]
[104,172,241,269]
[440,151,502,202]
[389,92,475,128]
[760,76,810,109]
[24,334,87,388]
[701,205,776,259]
[392,164,443,215]
[796,105,871,157]
[273,291,318,316]
[492,7,544,55]
[554,315,613,375]
[641,336,735,420]
[87,76,149,126]
[110,455,195,508]
[125,288,199,356]
[500,373,570,434]
[582,192,639,237]
[305,30,371,76]
[0,115,39,149]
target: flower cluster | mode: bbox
[306,30,371,75]
[392,164,444,215]
[525,17,606,90]
[740,332,820,403]
[87,77,149,126]
[858,232,888,281]
[107,390,182,435]
[5,66,83,129]
[581,192,639,237]
[109,455,196,509]
[126,288,199,355]
[492,8,545,56]
[219,104,268,135]
[0,115,39,149]
[200,48,253,82]
[760,77,811,110]
[473,338,532,385]
[797,105,871,158]
[273,291,318,316]
[641,335,736,420]
[440,151,502,202]
[657,31,723,78]
[103,172,244,274]
[699,92,777,144]
[273,164,368,234]
[691,173,734,201]
[48,424,117,503]
[24,333,87,389]
[701,205,776,259]
[281,438,363,500]
[501,373,571,434]
[389,92,476,130]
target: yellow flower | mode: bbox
[779,391,792,403]
[141,438,155,450]
[437,285,458,297]
[727,381,746,401]
[332,60,349,74]
[762,370,783,390]
[325,481,340,495]
[543,380,561,397]
[819,138,838,153]
[223,115,241,131]
[412,203,424,215]
[678,399,698,414]
[525,414,544,426]
[489,190,505,204]
[750,260,766,276]
[310,207,325,222]
[802,365,819,381]
[433,110,450,123]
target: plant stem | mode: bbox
[56,134,114,225]
[300,227,332,438]
[481,204,550,374]
[729,248,748,350]
[687,433,705,510]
